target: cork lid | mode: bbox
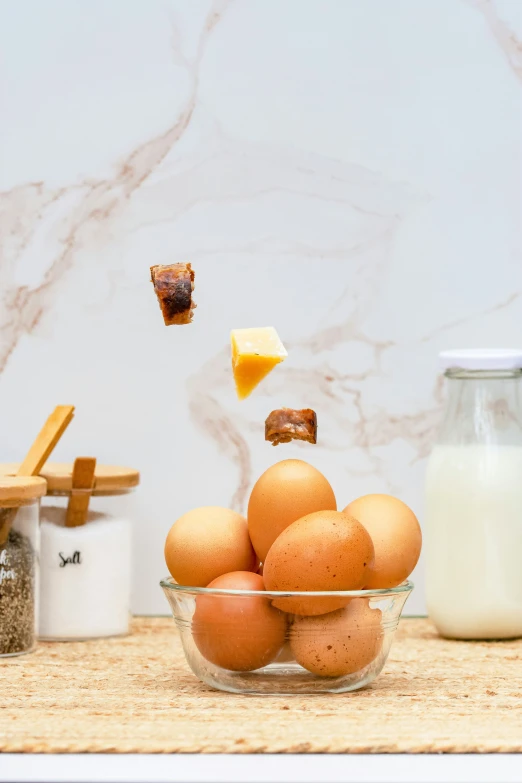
[0,463,139,496]
[0,476,47,506]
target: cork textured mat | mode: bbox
[1,617,521,754]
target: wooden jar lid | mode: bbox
[0,464,139,496]
[0,476,47,506]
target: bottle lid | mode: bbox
[440,349,522,372]
[0,463,139,496]
[0,476,47,506]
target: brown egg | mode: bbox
[192,571,286,671]
[263,510,375,615]
[343,494,422,588]
[164,507,257,587]
[290,599,383,677]
[248,459,337,562]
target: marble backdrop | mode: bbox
[1,0,521,615]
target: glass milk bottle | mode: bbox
[425,349,522,639]
[37,462,139,641]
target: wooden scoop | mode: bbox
[0,405,75,547]
[66,457,96,527]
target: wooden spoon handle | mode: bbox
[18,405,75,477]
[66,457,97,528]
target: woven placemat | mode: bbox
[0,617,521,754]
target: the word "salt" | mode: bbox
[59,551,82,568]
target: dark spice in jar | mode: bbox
[0,529,35,656]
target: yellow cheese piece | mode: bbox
[231,327,288,400]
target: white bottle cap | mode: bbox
[439,349,522,372]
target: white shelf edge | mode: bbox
[1,753,521,783]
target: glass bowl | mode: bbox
[161,578,413,695]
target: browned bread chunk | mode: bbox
[265,408,317,446]
[150,263,196,325]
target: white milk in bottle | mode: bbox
[425,349,522,639]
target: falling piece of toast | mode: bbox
[150,263,196,325]
[265,408,317,446]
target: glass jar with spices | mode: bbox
[425,349,522,640]
[0,476,47,657]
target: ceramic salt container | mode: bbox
[36,460,139,641]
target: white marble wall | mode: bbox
[1,0,521,615]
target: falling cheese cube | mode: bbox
[231,327,288,400]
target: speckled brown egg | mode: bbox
[192,571,286,671]
[263,510,375,615]
[164,507,257,587]
[290,599,383,677]
[247,459,337,562]
[343,494,422,588]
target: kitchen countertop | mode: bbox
[1,617,521,755]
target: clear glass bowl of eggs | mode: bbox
[161,459,419,695]
[162,577,412,694]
